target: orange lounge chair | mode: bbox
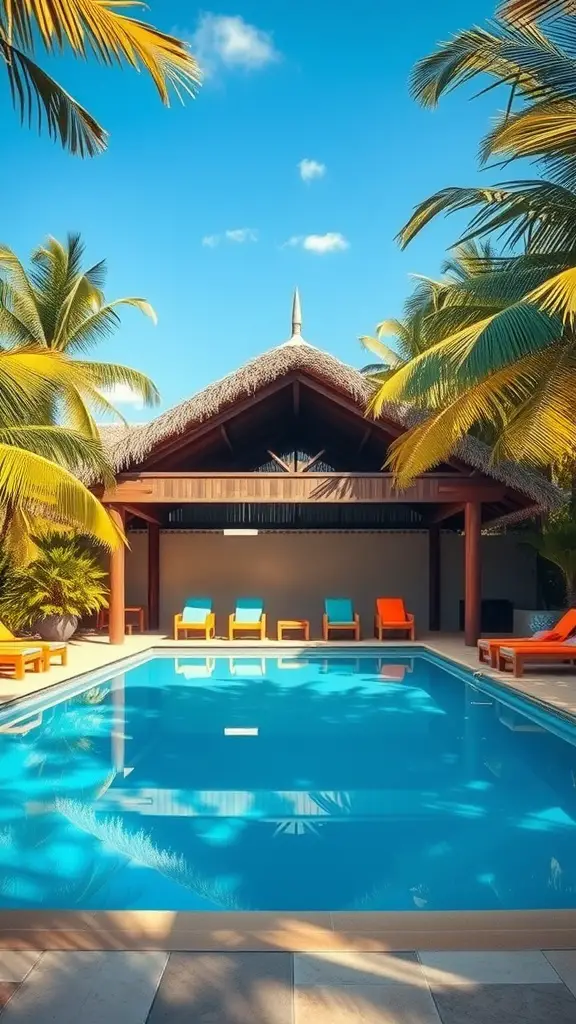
[0,646,44,680]
[477,608,576,667]
[498,641,576,678]
[374,598,415,640]
[0,622,67,671]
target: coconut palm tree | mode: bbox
[369,14,576,485]
[0,0,201,156]
[0,233,160,430]
[0,346,123,558]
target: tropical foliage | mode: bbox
[0,0,201,156]
[368,4,576,486]
[0,534,108,631]
[0,232,160,559]
[0,233,160,426]
[526,509,576,606]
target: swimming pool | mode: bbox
[1,649,576,913]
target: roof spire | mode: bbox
[291,287,302,339]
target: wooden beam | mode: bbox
[267,450,292,473]
[148,521,160,631]
[101,472,507,505]
[464,501,482,647]
[429,525,441,631]
[121,504,160,526]
[108,507,126,645]
[220,424,234,453]
[429,503,465,524]
[300,449,326,472]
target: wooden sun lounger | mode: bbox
[0,646,44,680]
[478,609,576,667]
[498,644,576,678]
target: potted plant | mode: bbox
[0,535,108,641]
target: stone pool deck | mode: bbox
[1,949,576,1023]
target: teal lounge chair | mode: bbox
[174,598,215,640]
[229,598,266,640]
[322,598,360,641]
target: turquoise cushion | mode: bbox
[325,598,354,623]
[235,598,263,624]
[182,598,212,624]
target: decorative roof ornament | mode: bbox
[290,287,302,340]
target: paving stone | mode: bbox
[419,950,560,987]
[544,950,576,997]
[0,951,167,1024]
[0,951,41,982]
[146,952,293,1024]
[295,983,442,1023]
[432,982,576,1024]
[294,951,422,987]
[0,983,19,1010]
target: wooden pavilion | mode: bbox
[97,292,561,647]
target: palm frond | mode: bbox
[5,0,202,103]
[0,444,121,548]
[0,37,107,157]
[75,360,160,406]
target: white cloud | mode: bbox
[102,384,144,409]
[202,228,258,246]
[190,14,279,77]
[298,158,326,182]
[225,227,258,243]
[283,232,349,254]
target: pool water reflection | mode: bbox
[0,652,575,912]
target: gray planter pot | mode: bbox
[34,614,78,642]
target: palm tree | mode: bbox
[0,233,160,430]
[369,17,576,485]
[0,346,123,558]
[0,0,201,156]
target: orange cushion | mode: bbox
[377,597,408,623]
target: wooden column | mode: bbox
[429,525,441,631]
[148,522,160,631]
[108,507,126,645]
[464,501,482,646]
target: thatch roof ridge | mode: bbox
[100,340,563,513]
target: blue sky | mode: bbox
[0,0,501,417]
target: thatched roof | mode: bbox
[98,338,563,514]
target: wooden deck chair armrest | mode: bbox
[229,613,235,629]
[261,613,267,629]
[407,613,414,624]
[354,613,360,624]
[174,613,183,628]
[207,612,216,627]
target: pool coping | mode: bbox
[2,639,576,952]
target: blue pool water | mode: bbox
[1,650,576,912]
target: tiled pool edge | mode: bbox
[0,909,575,952]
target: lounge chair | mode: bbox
[0,646,44,680]
[374,598,415,640]
[0,621,67,670]
[498,640,576,678]
[228,599,266,640]
[477,608,576,667]
[322,598,360,641]
[173,598,216,640]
